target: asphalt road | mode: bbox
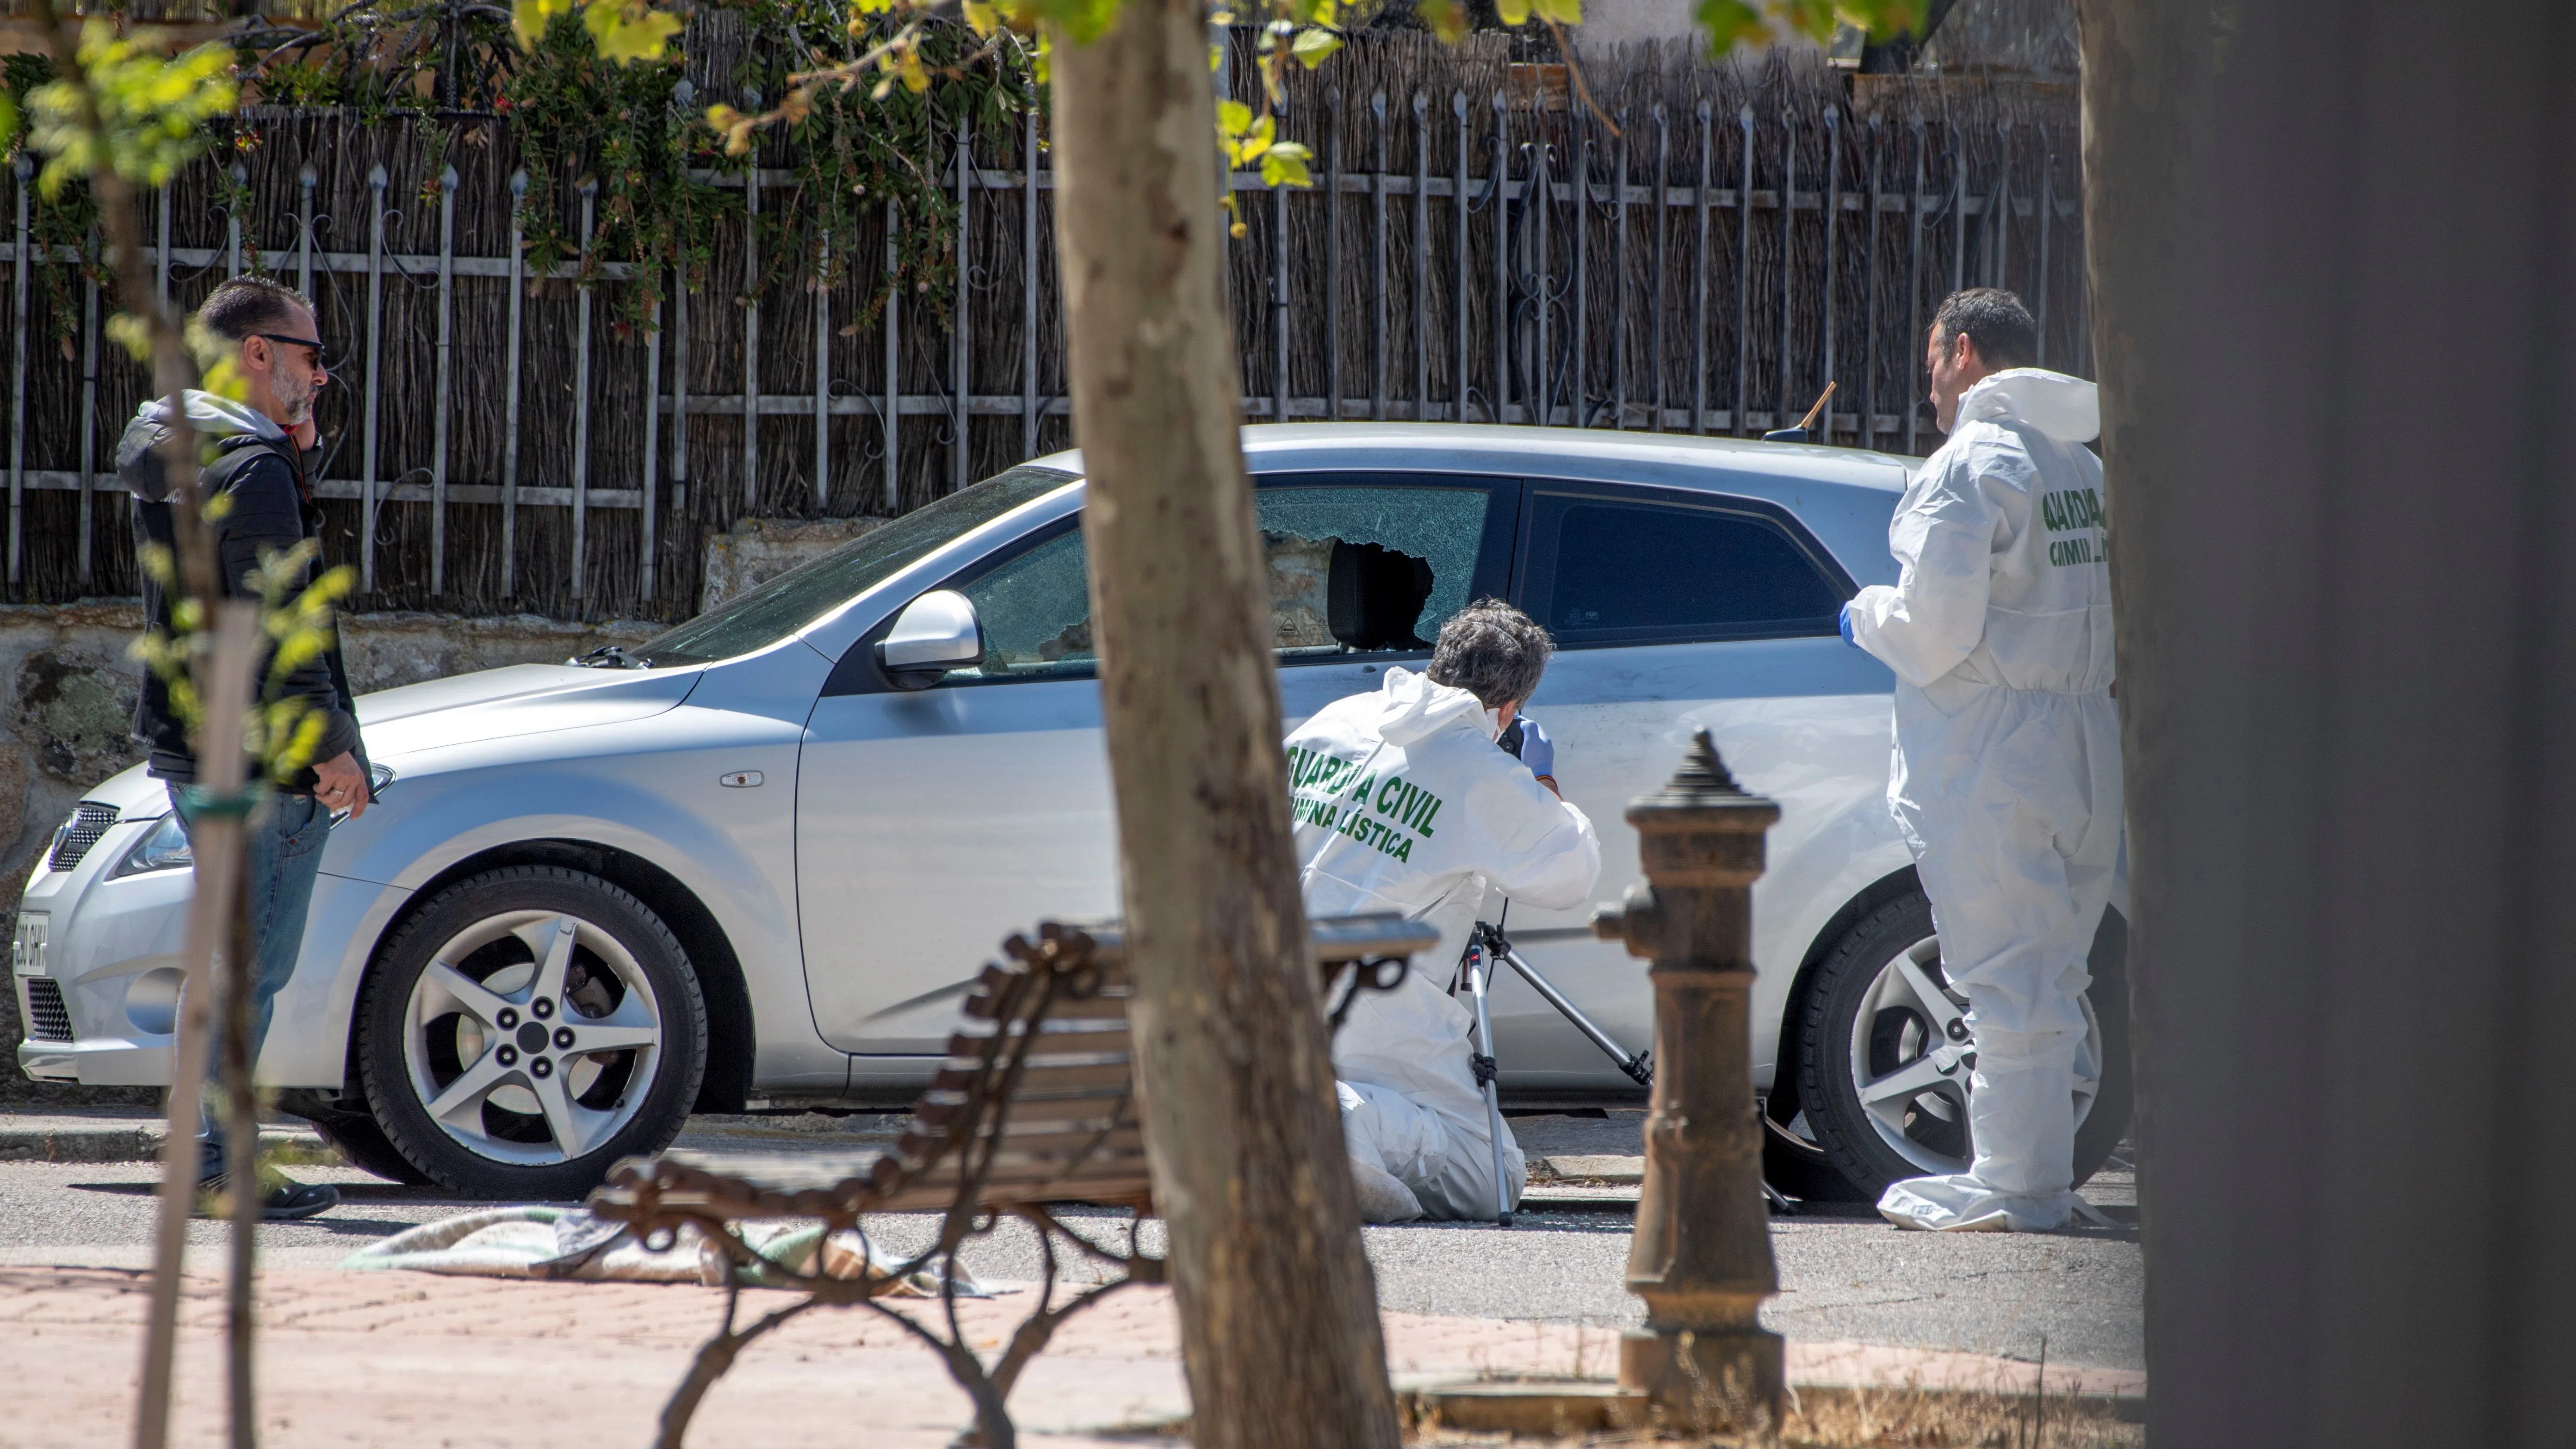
[0,1110,2142,1372]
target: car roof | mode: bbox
[1028,422,1916,587]
[1032,422,1911,492]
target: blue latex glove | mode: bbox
[1838,601,1859,647]
[1517,715,1555,780]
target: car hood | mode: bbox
[355,664,703,761]
[70,666,704,823]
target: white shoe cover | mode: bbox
[1877,1174,2093,1232]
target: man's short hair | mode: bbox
[192,277,313,350]
[1426,599,1552,709]
[1932,287,2038,370]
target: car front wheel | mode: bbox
[1782,890,2132,1201]
[356,865,707,1199]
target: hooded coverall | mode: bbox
[1843,369,2121,1232]
[1286,667,1601,1221]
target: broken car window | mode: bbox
[934,480,1494,683]
[951,527,1094,680]
[1256,486,1490,656]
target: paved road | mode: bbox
[0,1109,2142,1372]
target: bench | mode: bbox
[586,912,1439,1449]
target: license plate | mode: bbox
[11,913,45,975]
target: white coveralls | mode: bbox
[1843,369,2121,1233]
[1286,668,1602,1222]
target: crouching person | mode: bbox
[1285,600,1601,1222]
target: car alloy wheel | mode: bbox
[402,909,665,1166]
[359,865,706,1197]
[1788,890,2132,1200]
[1842,933,2103,1179]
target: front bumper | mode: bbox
[15,808,403,1091]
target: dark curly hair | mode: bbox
[1427,599,1553,709]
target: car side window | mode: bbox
[1521,488,1846,646]
[943,525,1096,681]
[1254,481,1511,660]
[909,477,1512,687]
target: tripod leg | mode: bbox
[1463,946,1513,1228]
[1498,947,1653,1086]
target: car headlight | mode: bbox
[111,815,193,878]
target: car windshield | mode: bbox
[635,464,1077,666]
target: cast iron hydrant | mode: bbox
[1591,730,1783,1433]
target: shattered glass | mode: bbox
[1257,486,1490,653]
[954,528,1093,679]
[942,483,1493,678]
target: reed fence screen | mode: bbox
[0,35,2084,622]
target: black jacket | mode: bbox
[120,397,367,793]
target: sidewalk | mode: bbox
[0,1106,2144,1443]
[0,1265,2143,1449]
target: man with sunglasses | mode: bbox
[117,276,371,1221]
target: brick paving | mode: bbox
[0,1265,2143,1449]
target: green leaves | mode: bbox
[511,0,576,50]
[1494,0,1580,26]
[1290,25,1342,68]
[512,0,681,67]
[1413,0,1468,43]
[25,23,236,201]
[1258,140,1312,188]
[1696,0,1929,54]
[583,0,685,65]
[1015,0,1123,44]
[1694,0,1767,50]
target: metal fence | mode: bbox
[0,37,2083,621]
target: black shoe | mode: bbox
[197,1171,340,1222]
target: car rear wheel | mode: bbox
[1785,891,2132,1201]
[356,866,706,1199]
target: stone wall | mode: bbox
[699,515,880,614]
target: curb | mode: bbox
[0,1119,335,1167]
[1401,1375,2149,1435]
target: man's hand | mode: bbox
[1518,717,1561,798]
[312,751,368,819]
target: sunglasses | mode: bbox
[253,333,330,367]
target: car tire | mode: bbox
[1791,890,2132,1201]
[356,866,707,1200]
[289,1095,435,1186]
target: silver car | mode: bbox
[12,424,2129,1200]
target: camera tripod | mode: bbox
[1454,911,1797,1226]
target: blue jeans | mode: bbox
[170,786,334,1175]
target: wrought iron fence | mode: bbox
[0,37,2082,621]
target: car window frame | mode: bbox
[1511,477,1858,650]
[824,470,1523,695]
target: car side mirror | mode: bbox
[875,589,985,689]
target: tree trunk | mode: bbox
[2082,0,2576,1443]
[2074,0,2216,1274]
[1046,5,1402,1446]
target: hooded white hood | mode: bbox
[1954,368,2099,446]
